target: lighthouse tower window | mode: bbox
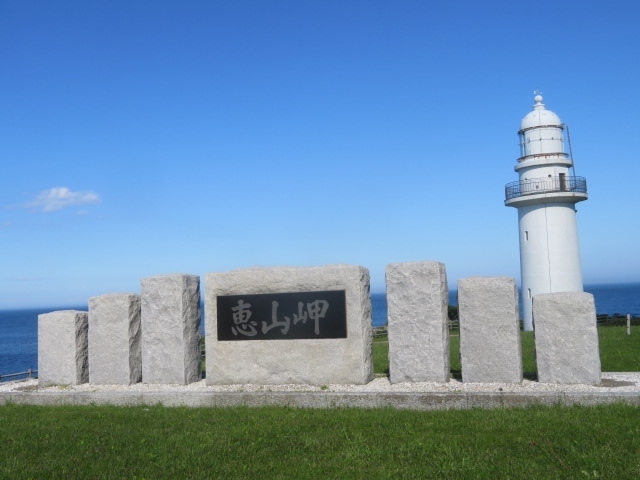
[518,131,527,157]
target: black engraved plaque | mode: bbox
[217,290,347,341]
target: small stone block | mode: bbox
[533,292,601,385]
[141,274,201,385]
[386,261,450,383]
[89,293,141,385]
[458,277,523,383]
[205,264,373,385]
[38,310,88,387]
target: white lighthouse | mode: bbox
[505,94,588,331]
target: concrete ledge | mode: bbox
[2,390,639,410]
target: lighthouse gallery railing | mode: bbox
[504,176,587,201]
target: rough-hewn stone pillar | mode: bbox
[38,310,88,387]
[88,293,141,385]
[141,274,201,385]
[458,276,522,383]
[386,261,449,383]
[533,292,601,385]
[206,265,372,385]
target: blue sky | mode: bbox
[2,1,639,309]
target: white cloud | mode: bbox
[26,187,101,212]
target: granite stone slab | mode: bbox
[38,310,88,387]
[386,261,450,383]
[533,292,601,385]
[141,274,201,385]
[458,276,522,383]
[89,293,141,385]
[205,264,373,385]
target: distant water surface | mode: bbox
[0,307,74,376]
[372,283,640,327]
[585,283,640,316]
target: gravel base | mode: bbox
[2,373,639,394]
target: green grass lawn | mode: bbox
[2,403,639,479]
[597,326,640,371]
[2,327,639,478]
[373,326,640,377]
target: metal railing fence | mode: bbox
[505,176,587,201]
[0,369,38,383]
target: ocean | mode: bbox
[1,283,639,377]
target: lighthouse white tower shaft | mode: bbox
[517,203,584,328]
[505,95,587,331]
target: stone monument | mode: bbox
[205,264,373,385]
[88,293,142,385]
[533,291,601,385]
[458,276,522,383]
[38,310,89,387]
[141,274,201,385]
[386,261,450,383]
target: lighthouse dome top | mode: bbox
[520,94,562,131]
